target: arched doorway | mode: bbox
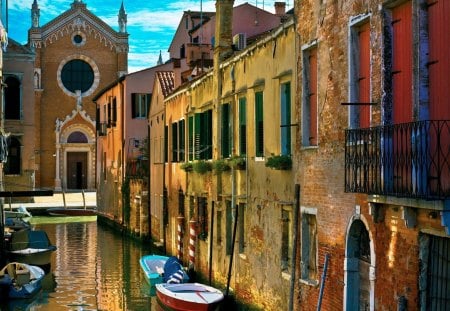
[345,217,374,311]
[65,131,88,190]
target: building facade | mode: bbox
[9,0,129,191]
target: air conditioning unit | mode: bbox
[233,33,247,51]
[98,122,107,136]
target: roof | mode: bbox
[156,71,175,98]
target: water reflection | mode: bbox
[0,218,162,311]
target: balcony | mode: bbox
[345,120,450,200]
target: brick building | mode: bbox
[5,0,128,191]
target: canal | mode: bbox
[0,217,162,311]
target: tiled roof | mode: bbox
[156,71,175,98]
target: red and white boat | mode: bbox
[155,282,224,311]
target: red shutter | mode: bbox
[428,0,450,119]
[309,48,318,145]
[392,1,412,124]
[358,22,371,128]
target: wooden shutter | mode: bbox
[281,82,291,155]
[392,1,412,124]
[239,97,247,155]
[172,122,178,162]
[255,92,264,157]
[221,103,230,158]
[358,22,371,128]
[309,48,318,145]
[188,116,194,161]
[179,120,185,162]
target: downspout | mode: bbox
[120,80,125,226]
[147,121,151,240]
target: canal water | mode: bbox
[0,217,163,311]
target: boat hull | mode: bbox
[156,283,224,311]
[0,263,45,299]
[139,255,169,286]
[47,208,96,216]
[8,247,56,266]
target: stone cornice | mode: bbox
[30,7,128,52]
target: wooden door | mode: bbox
[67,152,87,189]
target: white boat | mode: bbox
[156,282,224,311]
[0,262,45,299]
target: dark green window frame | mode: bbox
[221,103,231,158]
[281,82,291,155]
[255,91,264,157]
[239,97,247,156]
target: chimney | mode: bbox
[274,2,286,16]
[214,0,234,63]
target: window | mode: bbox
[5,137,20,175]
[5,76,21,120]
[281,206,293,272]
[197,197,208,240]
[172,122,178,162]
[238,203,246,254]
[131,93,151,118]
[239,97,247,155]
[226,201,233,255]
[280,82,291,155]
[112,97,117,126]
[216,210,223,244]
[302,46,318,146]
[179,120,186,162]
[61,59,94,93]
[301,210,318,283]
[255,91,264,157]
[221,103,231,158]
[190,110,212,160]
[178,189,185,216]
[67,131,88,143]
[349,19,371,128]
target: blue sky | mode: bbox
[7,0,284,73]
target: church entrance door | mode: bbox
[67,152,87,189]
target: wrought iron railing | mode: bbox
[345,120,450,200]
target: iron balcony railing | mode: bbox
[345,120,450,200]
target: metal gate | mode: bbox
[427,235,450,310]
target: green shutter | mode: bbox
[188,116,194,161]
[221,103,230,158]
[195,114,201,160]
[172,122,178,162]
[255,92,264,157]
[239,97,247,156]
[281,82,291,155]
[179,120,185,161]
[164,125,168,163]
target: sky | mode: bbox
[7,0,287,73]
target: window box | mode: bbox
[212,159,231,174]
[265,154,292,170]
[193,160,212,174]
[180,162,193,172]
[227,155,246,170]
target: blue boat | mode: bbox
[0,262,45,299]
[139,255,169,286]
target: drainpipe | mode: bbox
[120,80,125,226]
[289,184,300,311]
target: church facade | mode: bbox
[4,0,128,191]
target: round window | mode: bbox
[60,59,94,93]
[73,34,83,44]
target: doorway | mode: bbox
[67,152,87,189]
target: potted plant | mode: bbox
[212,159,231,174]
[265,154,292,170]
[180,162,193,172]
[193,160,212,174]
[228,155,246,170]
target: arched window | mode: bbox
[5,137,21,175]
[5,76,21,120]
[67,131,88,143]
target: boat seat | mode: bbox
[6,264,16,279]
[10,230,29,251]
[15,266,31,286]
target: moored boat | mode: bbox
[139,254,169,286]
[7,229,57,267]
[0,262,45,299]
[156,283,224,311]
[46,207,97,216]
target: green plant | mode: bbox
[265,154,292,170]
[180,162,193,172]
[212,159,231,174]
[228,155,246,170]
[193,160,212,174]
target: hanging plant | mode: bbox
[265,154,292,170]
[227,155,246,170]
[193,160,212,174]
[212,159,231,174]
[180,162,193,172]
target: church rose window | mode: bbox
[61,59,94,93]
